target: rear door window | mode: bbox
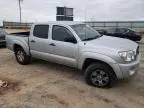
[33,25,49,39]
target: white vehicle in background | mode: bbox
[6,22,140,88]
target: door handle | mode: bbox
[49,43,56,46]
[30,40,36,43]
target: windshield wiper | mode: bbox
[82,36,100,41]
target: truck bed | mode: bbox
[6,33,29,52]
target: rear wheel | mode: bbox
[15,47,31,65]
[84,63,116,88]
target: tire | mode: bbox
[84,63,116,88]
[15,47,31,65]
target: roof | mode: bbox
[34,21,84,26]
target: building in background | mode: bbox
[56,7,74,21]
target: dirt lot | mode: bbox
[0,44,144,108]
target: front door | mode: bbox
[50,25,79,67]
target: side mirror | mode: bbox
[64,37,77,44]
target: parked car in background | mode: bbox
[0,29,7,46]
[96,29,106,35]
[102,28,142,41]
[6,22,140,88]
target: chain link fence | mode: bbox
[85,21,144,33]
[3,21,144,33]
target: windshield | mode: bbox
[70,24,101,41]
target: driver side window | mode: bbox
[52,25,76,42]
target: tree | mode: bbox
[18,0,23,23]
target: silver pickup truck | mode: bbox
[6,22,140,88]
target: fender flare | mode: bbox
[12,40,30,55]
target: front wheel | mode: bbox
[84,63,116,88]
[15,47,31,65]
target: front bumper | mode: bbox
[118,53,140,79]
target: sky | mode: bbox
[0,0,144,25]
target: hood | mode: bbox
[86,35,138,51]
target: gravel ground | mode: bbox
[0,47,144,108]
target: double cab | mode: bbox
[6,22,140,88]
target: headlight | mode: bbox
[119,51,135,62]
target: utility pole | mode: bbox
[18,0,23,23]
[85,8,87,22]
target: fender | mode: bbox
[78,51,117,70]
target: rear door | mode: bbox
[29,24,54,60]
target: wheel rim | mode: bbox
[90,70,109,86]
[17,50,24,62]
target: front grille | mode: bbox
[0,36,5,40]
